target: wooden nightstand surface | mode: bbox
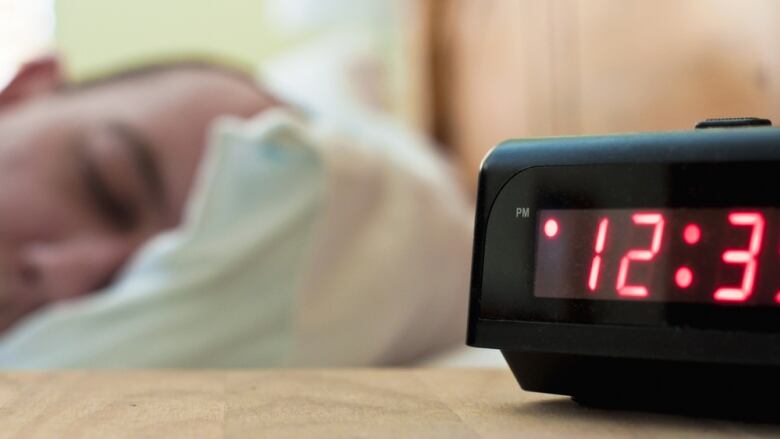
[1,368,777,438]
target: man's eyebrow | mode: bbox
[107,123,167,212]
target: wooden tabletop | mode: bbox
[1,368,778,438]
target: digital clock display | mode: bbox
[534,208,780,305]
[469,123,780,405]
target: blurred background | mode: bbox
[3,0,780,368]
[3,0,780,188]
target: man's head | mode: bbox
[0,57,275,330]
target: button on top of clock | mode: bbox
[695,117,772,129]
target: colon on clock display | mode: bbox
[533,208,780,305]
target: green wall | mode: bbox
[56,0,302,79]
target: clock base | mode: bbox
[503,350,780,422]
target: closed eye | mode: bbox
[75,140,139,232]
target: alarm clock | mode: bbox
[467,118,780,413]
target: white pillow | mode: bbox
[0,109,473,368]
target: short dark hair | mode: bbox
[65,56,257,92]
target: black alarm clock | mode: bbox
[467,118,780,414]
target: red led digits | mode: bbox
[714,212,765,303]
[587,218,610,291]
[616,213,665,298]
[777,245,780,304]
[675,266,693,289]
[683,224,701,245]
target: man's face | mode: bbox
[0,63,271,330]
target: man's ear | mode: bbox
[0,55,63,108]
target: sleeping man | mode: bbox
[0,57,473,367]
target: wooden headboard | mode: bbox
[426,0,780,188]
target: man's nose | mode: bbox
[17,237,133,302]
